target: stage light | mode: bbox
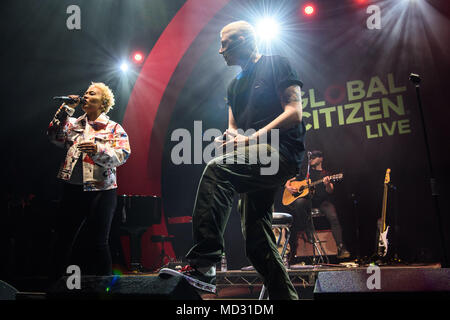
[255,17,280,42]
[132,51,144,64]
[304,4,315,16]
[120,62,129,72]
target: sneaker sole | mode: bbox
[240,265,255,271]
[159,268,216,293]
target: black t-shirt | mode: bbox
[227,55,306,168]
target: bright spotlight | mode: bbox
[255,17,279,41]
[120,62,129,72]
[304,4,315,16]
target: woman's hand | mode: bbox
[77,141,97,155]
[66,95,82,109]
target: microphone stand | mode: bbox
[351,193,361,262]
[306,152,311,189]
[305,152,322,264]
[409,73,448,267]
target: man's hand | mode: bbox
[77,141,97,155]
[285,177,298,195]
[323,176,334,193]
[233,133,251,145]
[214,129,234,149]
[219,129,252,149]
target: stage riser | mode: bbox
[8,266,448,300]
[314,268,450,299]
[0,280,18,300]
[46,275,201,300]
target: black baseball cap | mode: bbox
[310,150,323,158]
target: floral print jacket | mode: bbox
[47,105,131,191]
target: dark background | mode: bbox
[1,0,449,289]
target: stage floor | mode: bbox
[13,262,443,300]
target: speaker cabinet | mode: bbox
[0,280,18,300]
[296,230,338,257]
[314,267,450,299]
[47,275,201,300]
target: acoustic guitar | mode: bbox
[282,173,343,206]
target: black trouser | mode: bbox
[289,198,344,257]
[50,183,117,282]
[185,144,299,300]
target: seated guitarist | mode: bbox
[284,150,350,262]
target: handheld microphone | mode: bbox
[53,96,86,105]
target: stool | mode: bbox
[272,212,293,263]
[259,212,293,300]
[309,208,330,265]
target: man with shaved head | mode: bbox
[161,21,305,300]
[219,20,258,66]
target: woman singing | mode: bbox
[47,82,130,282]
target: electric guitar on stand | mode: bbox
[376,168,391,258]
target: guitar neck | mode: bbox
[301,179,321,188]
[310,179,324,187]
[381,184,388,231]
[301,174,342,189]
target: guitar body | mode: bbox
[282,180,311,206]
[377,226,389,257]
[282,173,343,206]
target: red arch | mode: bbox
[118,0,229,196]
[117,0,230,270]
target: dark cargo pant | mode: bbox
[185,143,299,300]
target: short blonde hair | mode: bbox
[91,82,115,114]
